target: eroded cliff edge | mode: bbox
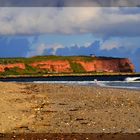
[0,56,134,75]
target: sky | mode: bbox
[0,7,140,71]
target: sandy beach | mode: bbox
[0,82,140,139]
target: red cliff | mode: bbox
[76,58,134,72]
[0,63,25,72]
[0,56,134,74]
[30,60,72,73]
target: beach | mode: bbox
[0,82,140,139]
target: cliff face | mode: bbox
[0,63,25,72]
[0,56,134,74]
[30,60,72,73]
[77,58,134,72]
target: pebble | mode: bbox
[87,123,91,126]
[28,115,36,119]
[34,108,41,111]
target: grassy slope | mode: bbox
[0,55,121,63]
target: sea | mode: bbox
[0,74,140,90]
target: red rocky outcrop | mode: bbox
[0,57,134,73]
[0,63,25,72]
[30,60,72,73]
[77,58,134,72]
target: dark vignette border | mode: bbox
[0,133,140,140]
[0,0,140,7]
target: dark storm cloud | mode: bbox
[0,0,140,7]
[0,7,140,37]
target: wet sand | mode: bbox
[0,82,140,139]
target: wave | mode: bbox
[33,81,95,85]
[125,77,140,82]
[99,84,140,90]
[99,81,140,90]
[33,80,140,84]
[33,80,140,90]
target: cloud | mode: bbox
[28,43,47,57]
[28,43,64,56]
[28,40,95,56]
[0,7,140,37]
[63,0,140,7]
[0,0,140,7]
[100,37,140,51]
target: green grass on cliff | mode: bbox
[0,67,20,76]
[0,65,45,76]
[70,62,85,73]
[0,55,122,64]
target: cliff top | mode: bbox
[0,55,127,64]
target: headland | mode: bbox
[0,55,135,78]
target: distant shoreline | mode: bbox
[0,72,140,78]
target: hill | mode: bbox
[0,55,134,76]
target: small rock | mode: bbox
[76,118,84,121]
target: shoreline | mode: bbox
[32,81,140,91]
[0,72,140,78]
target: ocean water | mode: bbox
[0,75,140,90]
[34,77,140,90]
[96,81,140,90]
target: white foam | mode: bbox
[33,80,140,90]
[33,81,95,85]
[100,85,140,90]
[125,77,140,82]
[100,81,140,90]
